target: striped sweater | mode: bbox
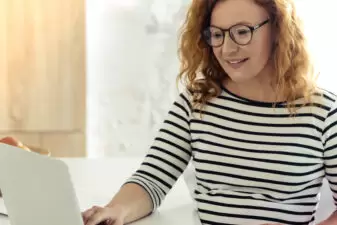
[125,86,337,225]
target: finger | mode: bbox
[82,209,93,224]
[82,208,95,224]
[99,219,113,225]
[101,218,121,225]
[113,218,124,225]
[86,207,115,225]
[82,206,101,224]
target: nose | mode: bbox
[221,32,239,55]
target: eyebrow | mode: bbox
[210,21,253,29]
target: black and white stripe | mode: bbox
[125,87,337,225]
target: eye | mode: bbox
[212,32,223,39]
[237,29,250,35]
[231,25,251,37]
[208,27,223,39]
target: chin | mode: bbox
[227,73,254,83]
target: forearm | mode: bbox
[106,183,153,224]
[318,210,337,225]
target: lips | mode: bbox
[226,58,249,64]
[225,58,249,69]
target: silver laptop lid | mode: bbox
[0,143,83,225]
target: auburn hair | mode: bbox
[176,0,318,114]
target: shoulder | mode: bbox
[175,88,193,105]
[308,87,337,123]
[179,88,193,101]
[171,88,194,115]
[312,87,337,111]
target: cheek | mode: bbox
[249,38,272,65]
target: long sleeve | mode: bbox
[323,99,337,207]
[124,91,193,211]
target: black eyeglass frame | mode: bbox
[202,19,270,47]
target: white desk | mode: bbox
[64,158,201,225]
[0,158,200,225]
[0,157,335,225]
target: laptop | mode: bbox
[0,143,84,225]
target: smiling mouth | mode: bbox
[226,58,249,64]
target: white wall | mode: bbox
[86,0,190,157]
[295,0,337,90]
[86,0,337,157]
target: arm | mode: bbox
[83,91,193,225]
[122,91,193,213]
[318,211,337,225]
[105,183,153,224]
[321,100,337,225]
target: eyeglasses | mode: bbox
[202,19,270,47]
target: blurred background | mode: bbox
[0,0,335,158]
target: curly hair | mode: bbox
[176,0,318,115]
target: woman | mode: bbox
[3,0,337,224]
[81,0,337,224]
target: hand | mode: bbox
[0,136,30,151]
[82,205,127,225]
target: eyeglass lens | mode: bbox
[204,24,252,46]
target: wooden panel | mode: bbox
[1,0,86,131]
[40,132,86,157]
[0,0,9,130]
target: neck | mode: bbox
[224,79,276,103]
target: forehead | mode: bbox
[210,0,269,27]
